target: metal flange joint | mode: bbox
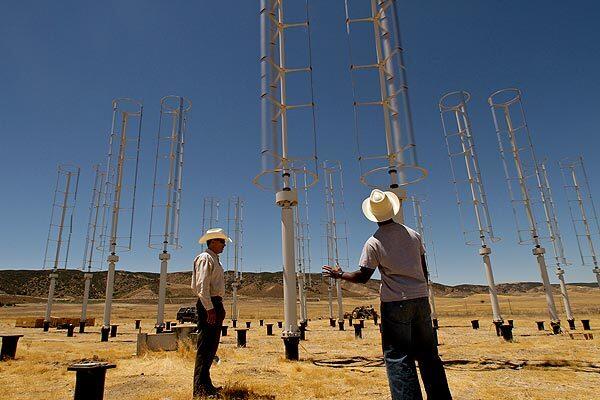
[532,247,545,256]
[275,189,298,207]
[479,246,492,256]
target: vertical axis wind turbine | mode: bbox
[201,197,220,250]
[293,168,311,325]
[226,196,244,322]
[149,96,190,331]
[42,164,80,331]
[100,98,143,341]
[488,88,560,330]
[256,0,319,360]
[345,0,427,216]
[559,156,600,288]
[538,161,575,326]
[80,163,107,333]
[323,161,350,330]
[410,196,438,326]
[439,91,503,325]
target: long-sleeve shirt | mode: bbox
[191,249,225,310]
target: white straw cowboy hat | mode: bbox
[361,189,401,222]
[198,228,233,244]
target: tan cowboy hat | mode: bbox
[361,189,401,222]
[198,228,233,244]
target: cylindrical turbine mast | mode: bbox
[439,90,503,324]
[100,98,143,341]
[488,88,560,328]
[149,96,190,330]
[255,0,319,360]
[559,156,600,288]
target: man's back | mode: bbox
[359,222,428,302]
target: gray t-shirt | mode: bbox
[359,222,429,302]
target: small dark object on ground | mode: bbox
[345,305,376,320]
[536,321,545,331]
[68,361,116,400]
[176,307,197,324]
[582,319,591,331]
[500,325,513,341]
[1,334,24,360]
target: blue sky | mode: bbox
[1,1,599,286]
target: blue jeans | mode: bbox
[381,297,452,400]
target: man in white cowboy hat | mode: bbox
[191,228,232,398]
[323,189,452,400]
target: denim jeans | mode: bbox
[381,297,452,400]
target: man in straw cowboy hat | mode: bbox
[191,228,232,398]
[323,189,452,400]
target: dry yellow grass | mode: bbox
[0,289,599,399]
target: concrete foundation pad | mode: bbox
[137,332,178,355]
[172,325,195,341]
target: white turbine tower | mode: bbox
[149,96,190,331]
[99,98,143,341]
[488,88,561,332]
[256,0,318,360]
[439,90,503,327]
[42,164,80,331]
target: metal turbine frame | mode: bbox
[43,163,80,325]
[538,161,575,322]
[149,95,191,329]
[488,88,560,326]
[410,195,438,323]
[292,167,311,324]
[439,90,503,323]
[257,0,319,360]
[80,163,108,329]
[100,98,143,340]
[201,197,220,251]
[559,156,600,288]
[323,160,350,328]
[226,196,244,322]
[345,0,426,209]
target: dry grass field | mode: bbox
[1,290,599,399]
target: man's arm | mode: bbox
[421,254,429,282]
[322,265,375,284]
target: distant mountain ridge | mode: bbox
[0,269,596,301]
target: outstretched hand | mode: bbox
[322,265,343,280]
[206,309,217,325]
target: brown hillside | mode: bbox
[0,269,596,302]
